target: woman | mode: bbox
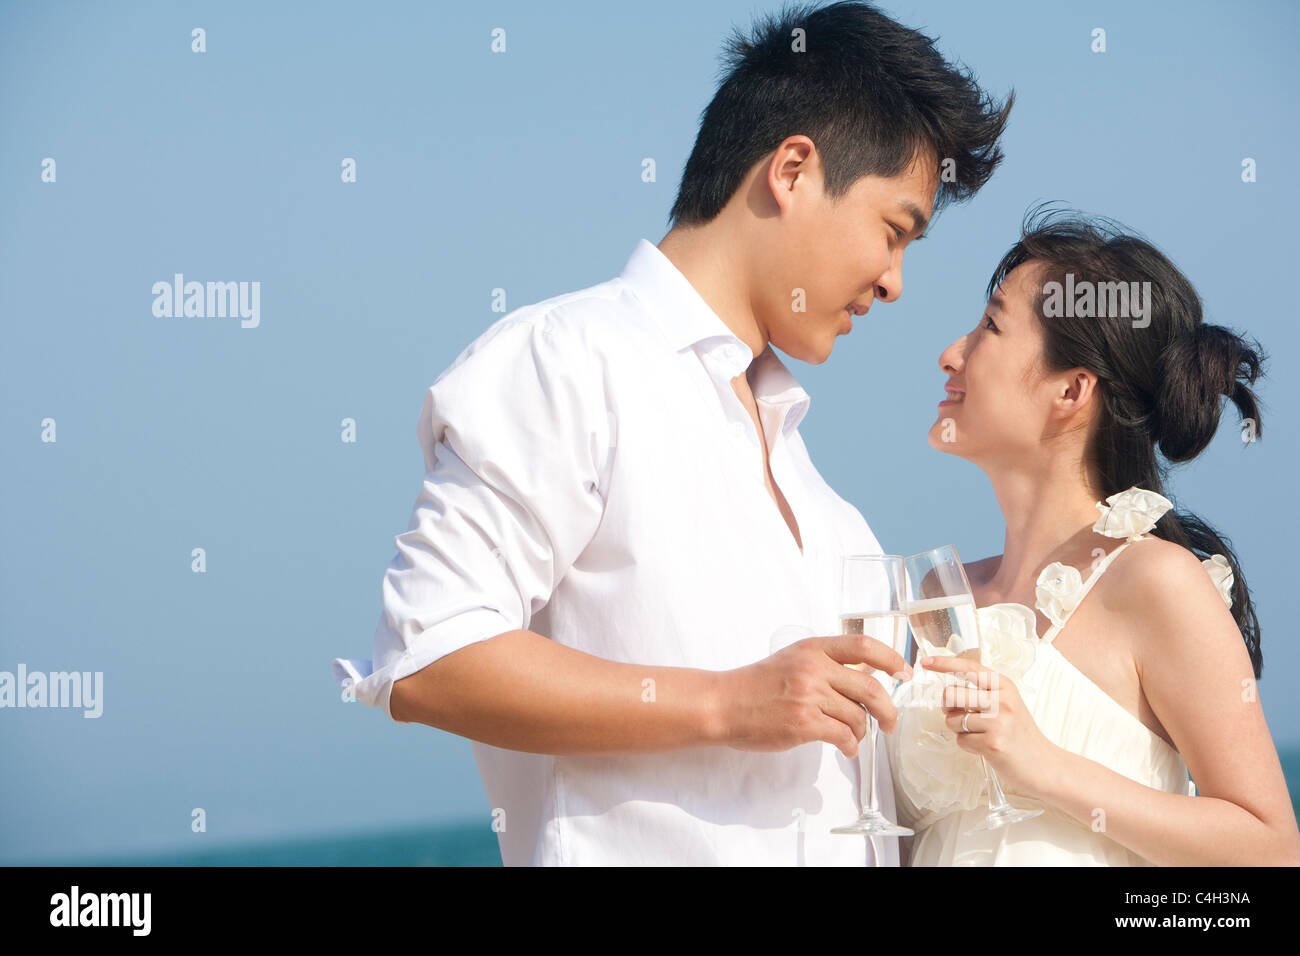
[885,206,1300,866]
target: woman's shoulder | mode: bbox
[1094,536,1241,668]
[1102,536,1220,607]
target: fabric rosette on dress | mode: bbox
[1202,553,1234,608]
[892,603,1039,820]
[1034,562,1085,631]
[1091,486,1174,540]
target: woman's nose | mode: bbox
[938,336,965,373]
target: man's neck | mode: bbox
[656,225,768,361]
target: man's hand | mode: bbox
[716,634,913,758]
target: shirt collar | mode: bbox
[618,238,811,431]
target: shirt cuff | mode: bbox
[332,606,518,722]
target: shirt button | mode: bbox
[729,421,747,441]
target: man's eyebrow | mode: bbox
[988,290,1005,312]
[897,199,930,240]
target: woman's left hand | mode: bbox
[921,655,1062,798]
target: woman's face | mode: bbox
[928,261,1069,464]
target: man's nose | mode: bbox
[874,262,903,303]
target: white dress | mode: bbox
[885,487,1235,866]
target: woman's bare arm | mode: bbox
[1036,544,1300,866]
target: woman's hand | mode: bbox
[920,654,1063,798]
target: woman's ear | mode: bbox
[1053,368,1100,418]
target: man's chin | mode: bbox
[771,336,832,365]
[810,331,842,365]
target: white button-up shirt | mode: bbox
[333,238,898,866]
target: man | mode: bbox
[333,0,1012,865]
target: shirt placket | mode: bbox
[764,410,816,560]
[699,348,815,574]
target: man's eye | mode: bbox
[983,315,999,332]
[890,224,907,241]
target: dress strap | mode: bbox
[1040,538,1141,644]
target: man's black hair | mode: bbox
[668,0,1014,227]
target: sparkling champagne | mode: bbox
[839,611,908,690]
[905,595,981,661]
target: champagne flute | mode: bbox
[831,554,914,837]
[903,544,1044,833]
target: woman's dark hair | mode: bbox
[668,0,1014,228]
[987,204,1268,677]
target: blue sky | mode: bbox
[1,0,1296,862]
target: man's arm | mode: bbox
[391,627,909,758]
[368,314,908,757]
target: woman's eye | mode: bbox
[983,315,998,332]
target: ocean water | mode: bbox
[37,820,504,867]
[23,748,1300,866]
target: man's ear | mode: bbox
[765,135,818,214]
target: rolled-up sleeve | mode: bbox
[333,315,610,721]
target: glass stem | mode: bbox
[862,714,878,814]
[982,756,1011,812]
